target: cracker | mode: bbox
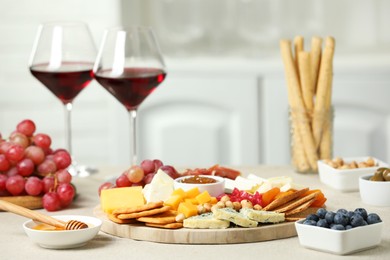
[145,222,183,229]
[284,198,315,216]
[137,215,177,224]
[107,213,137,224]
[117,205,171,219]
[285,217,304,222]
[274,191,319,213]
[112,201,164,215]
[263,187,309,211]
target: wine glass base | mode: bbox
[68,164,98,178]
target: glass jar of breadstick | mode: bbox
[289,107,333,173]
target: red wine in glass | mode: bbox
[94,68,166,110]
[30,62,94,104]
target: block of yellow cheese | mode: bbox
[195,190,212,204]
[100,186,145,213]
[178,201,198,218]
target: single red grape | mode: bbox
[6,167,19,177]
[37,159,57,175]
[153,159,164,171]
[116,174,132,187]
[42,192,62,211]
[0,141,12,154]
[6,175,25,195]
[56,183,75,208]
[24,145,45,165]
[0,154,11,171]
[32,133,51,149]
[42,176,55,193]
[160,165,180,179]
[25,176,43,196]
[143,173,156,184]
[9,132,30,148]
[53,150,72,169]
[16,158,34,177]
[140,159,155,174]
[56,169,72,183]
[16,119,36,137]
[5,144,25,162]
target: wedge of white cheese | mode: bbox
[142,169,174,203]
[213,207,258,228]
[183,213,230,229]
[240,208,285,223]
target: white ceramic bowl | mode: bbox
[23,215,102,249]
[173,175,225,197]
[318,157,388,192]
[359,174,390,207]
[295,219,383,255]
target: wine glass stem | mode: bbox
[129,109,137,165]
[64,102,73,155]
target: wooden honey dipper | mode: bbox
[0,199,88,230]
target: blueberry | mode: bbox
[337,208,348,215]
[334,212,349,226]
[347,211,355,219]
[325,211,336,224]
[367,213,382,224]
[331,224,346,230]
[306,214,319,222]
[316,208,327,219]
[345,225,353,230]
[303,220,317,226]
[316,219,329,228]
[350,213,364,227]
[354,208,368,220]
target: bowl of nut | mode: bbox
[295,207,383,255]
[359,168,390,207]
[317,157,388,192]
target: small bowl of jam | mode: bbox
[174,175,225,197]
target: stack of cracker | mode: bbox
[280,36,336,173]
[107,201,183,229]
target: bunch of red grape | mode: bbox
[98,159,180,196]
[0,119,75,211]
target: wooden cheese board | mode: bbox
[94,205,300,244]
[0,196,42,210]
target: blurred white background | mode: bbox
[1,0,390,168]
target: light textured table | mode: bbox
[1,165,389,260]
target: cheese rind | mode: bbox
[100,186,145,213]
[240,208,285,223]
[213,207,258,228]
[183,213,230,229]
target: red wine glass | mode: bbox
[93,26,166,165]
[29,21,97,176]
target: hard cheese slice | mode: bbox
[101,186,145,214]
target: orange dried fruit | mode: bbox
[262,187,280,206]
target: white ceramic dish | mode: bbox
[173,175,225,197]
[23,215,102,249]
[359,174,390,207]
[318,157,388,192]
[295,219,383,255]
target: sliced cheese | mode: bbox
[213,207,258,228]
[183,212,230,229]
[143,169,174,203]
[100,186,145,214]
[240,208,285,223]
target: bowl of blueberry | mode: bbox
[295,208,383,255]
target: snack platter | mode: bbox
[93,205,300,244]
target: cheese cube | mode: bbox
[100,186,145,213]
[178,201,198,218]
[185,187,200,198]
[195,191,212,204]
[164,194,183,210]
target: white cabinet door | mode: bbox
[133,73,260,167]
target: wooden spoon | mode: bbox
[0,199,88,230]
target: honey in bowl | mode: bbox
[180,176,217,184]
[33,223,65,231]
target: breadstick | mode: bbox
[293,36,304,78]
[280,40,318,171]
[310,36,322,94]
[312,37,335,149]
[298,51,314,112]
[291,120,310,172]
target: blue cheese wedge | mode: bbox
[183,213,230,229]
[240,208,285,223]
[213,208,258,228]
